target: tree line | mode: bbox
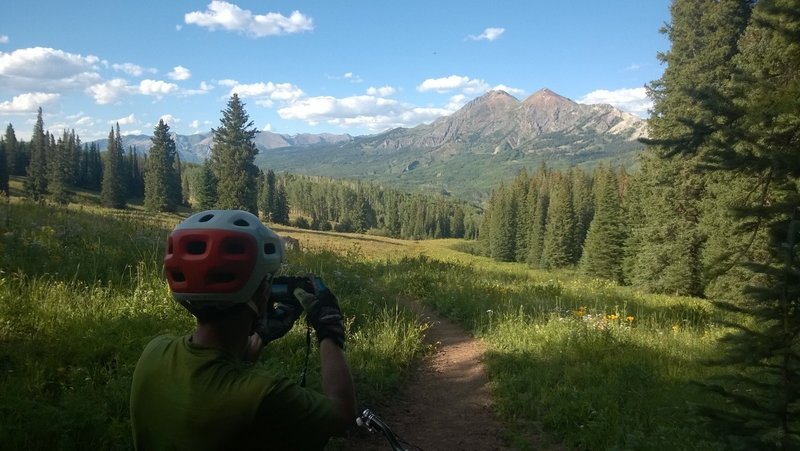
[482,0,799,446]
[0,109,154,207]
[1,95,478,241]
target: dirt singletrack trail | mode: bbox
[347,299,536,451]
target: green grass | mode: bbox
[0,199,427,449]
[0,190,747,450]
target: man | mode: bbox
[130,210,356,450]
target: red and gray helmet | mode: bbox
[164,210,284,310]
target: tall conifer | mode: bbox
[4,124,18,176]
[580,166,625,281]
[209,94,259,214]
[25,108,48,200]
[0,139,7,195]
[144,120,179,212]
[101,124,127,208]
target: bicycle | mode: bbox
[356,407,422,451]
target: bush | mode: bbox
[291,216,310,229]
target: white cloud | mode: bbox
[0,47,102,90]
[577,87,652,117]
[0,92,59,114]
[468,27,505,41]
[227,81,304,105]
[278,93,453,132]
[445,94,468,111]
[366,86,395,97]
[0,35,8,44]
[189,119,200,129]
[75,116,94,126]
[491,84,525,97]
[112,114,137,126]
[120,129,142,136]
[185,1,313,37]
[262,122,272,132]
[111,62,156,77]
[159,114,179,125]
[625,63,642,71]
[87,78,130,104]
[182,81,214,96]
[176,24,183,31]
[139,79,179,97]
[168,65,191,80]
[217,79,238,87]
[417,75,489,95]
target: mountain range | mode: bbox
[98,88,648,202]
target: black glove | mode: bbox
[255,299,302,344]
[294,274,345,349]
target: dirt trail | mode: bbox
[347,300,526,450]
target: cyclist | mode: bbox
[130,210,356,450]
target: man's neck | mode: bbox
[192,312,253,359]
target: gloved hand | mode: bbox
[255,299,303,344]
[293,274,345,349]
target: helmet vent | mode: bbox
[264,243,276,254]
[171,271,186,282]
[224,239,246,254]
[186,241,207,255]
[234,218,250,227]
[199,214,215,222]
[208,272,236,284]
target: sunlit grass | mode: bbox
[0,194,742,450]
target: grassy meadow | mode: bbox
[0,185,739,450]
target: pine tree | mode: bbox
[694,1,800,447]
[101,124,127,208]
[208,94,260,214]
[4,124,18,176]
[527,174,550,268]
[272,184,290,224]
[144,119,179,212]
[541,172,576,269]
[628,0,751,296]
[195,161,217,210]
[580,166,625,282]
[258,169,277,220]
[25,108,48,200]
[0,138,8,195]
[172,152,183,207]
[48,130,72,204]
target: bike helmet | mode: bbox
[164,210,284,311]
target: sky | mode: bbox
[0,1,672,141]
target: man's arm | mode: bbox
[319,338,356,431]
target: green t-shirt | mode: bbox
[130,335,339,450]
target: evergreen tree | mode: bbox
[258,169,277,220]
[527,175,550,268]
[694,1,800,447]
[101,124,127,208]
[4,124,18,176]
[541,172,576,269]
[208,94,259,214]
[172,152,183,207]
[194,161,217,210]
[48,130,72,204]
[0,138,7,195]
[580,166,625,282]
[489,184,517,261]
[628,0,751,296]
[571,167,594,261]
[25,108,48,200]
[272,184,290,224]
[144,120,179,212]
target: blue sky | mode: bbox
[0,1,671,141]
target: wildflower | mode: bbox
[607,313,618,320]
[626,315,634,322]
[672,325,679,332]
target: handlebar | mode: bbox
[356,408,419,451]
